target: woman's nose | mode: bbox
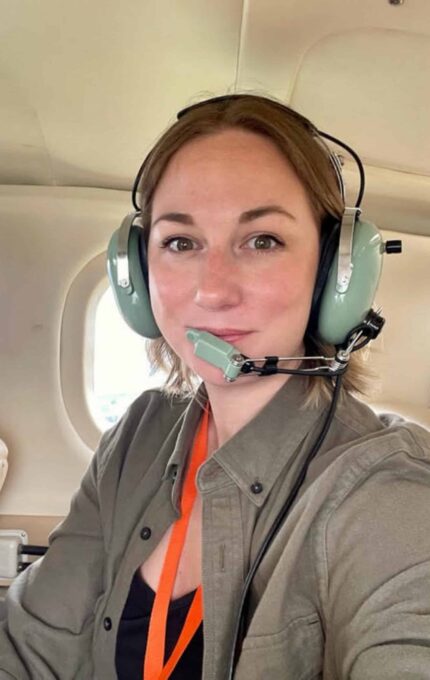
[193,249,242,310]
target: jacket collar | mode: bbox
[211,377,325,506]
[165,377,326,508]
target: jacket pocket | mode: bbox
[235,613,323,680]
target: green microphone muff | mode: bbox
[186,330,244,381]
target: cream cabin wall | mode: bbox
[0,186,128,519]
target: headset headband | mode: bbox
[132,94,365,212]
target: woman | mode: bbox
[1,95,430,680]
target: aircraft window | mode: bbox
[90,287,164,430]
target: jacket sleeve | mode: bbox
[326,428,430,679]
[0,424,119,680]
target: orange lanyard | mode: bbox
[143,407,209,680]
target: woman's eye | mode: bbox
[246,234,283,250]
[162,236,195,252]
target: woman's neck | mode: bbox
[204,373,291,453]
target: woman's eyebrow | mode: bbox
[239,205,296,223]
[152,205,296,228]
[152,212,194,227]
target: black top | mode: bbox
[115,570,204,679]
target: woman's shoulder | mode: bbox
[307,391,430,514]
[311,391,430,527]
[94,388,193,478]
[124,387,192,426]
[336,390,430,458]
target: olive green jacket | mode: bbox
[1,378,430,679]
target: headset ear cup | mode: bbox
[317,220,384,345]
[107,225,161,339]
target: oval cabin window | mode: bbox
[90,287,164,430]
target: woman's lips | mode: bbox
[194,328,252,343]
[215,333,251,343]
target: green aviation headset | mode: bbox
[107,95,401,367]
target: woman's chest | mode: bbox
[140,495,203,599]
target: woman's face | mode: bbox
[148,128,320,386]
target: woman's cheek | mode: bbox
[149,270,196,354]
[150,267,178,313]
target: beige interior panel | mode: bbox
[369,230,430,413]
[0,74,53,185]
[0,186,129,516]
[0,0,243,188]
[1,0,430,193]
[238,0,430,100]
[342,164,430,238]
[290,29,430,176]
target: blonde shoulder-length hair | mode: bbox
[136,94,370,406]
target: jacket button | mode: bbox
[103,617,112,631]
[140,526,152,540]
[250,481,263,494]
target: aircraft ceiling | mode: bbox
[1,0,429,235]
